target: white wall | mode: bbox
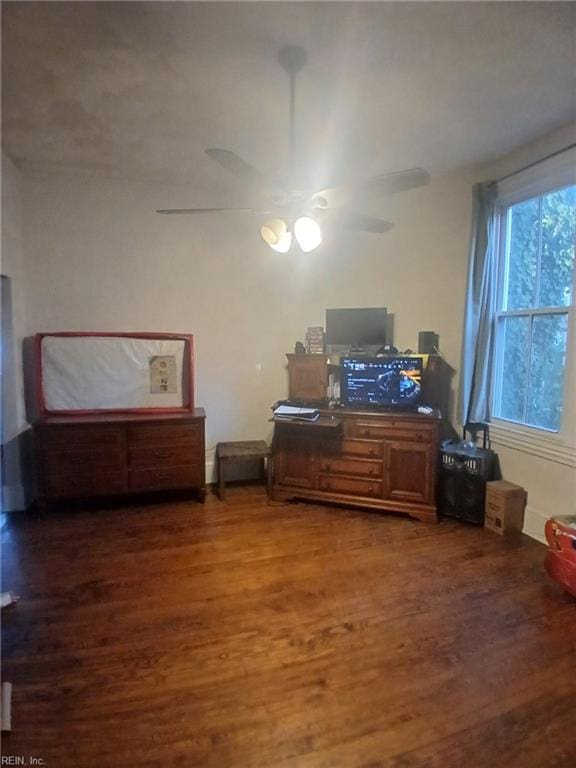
[477,123,576,542]
[1,152,32,510]
[20,167,473,477]
[10,123,575,537]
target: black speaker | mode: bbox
[440,441,495,524]
[418,331,438,355]
[418,331,439,354]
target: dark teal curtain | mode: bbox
[458,181,498,426]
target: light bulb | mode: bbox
[294,217,322,252]
[270,230,292,253]
[260,219,287,247]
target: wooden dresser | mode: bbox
[271,408,441,522]
[34,409,206,508]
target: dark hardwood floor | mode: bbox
[2,486,575,768]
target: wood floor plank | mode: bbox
[2,487,575,767]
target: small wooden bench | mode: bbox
[216,440,271,501]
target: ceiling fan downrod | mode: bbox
[278,46,307,168]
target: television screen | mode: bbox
[340,356,423,408]
[325,307,387,347]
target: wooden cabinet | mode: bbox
[385,440,433,504]
[274,432,316,488]
[35,410,206,507]
[286,354,328,402]
[271,409,440,522]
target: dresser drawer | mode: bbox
[41,447,123,475]
[341,438,382,458]
[318,474,382,498]
[38,425,123,450]
[128,445,201,469]
[127,421,203,447]
[317,457,382,478]
[346,420,434,443]
[128,464,203,492]
[45,470,124,498]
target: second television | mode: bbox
[325,307,387,349]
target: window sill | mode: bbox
[489,421,576,468]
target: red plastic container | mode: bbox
[545,515,576,598]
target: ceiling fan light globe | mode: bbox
[260,218,287,247]
[270,230,292,253]
[294,217,322,252]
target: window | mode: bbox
[493,182,575,433]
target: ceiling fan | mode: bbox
[157,46,430,253]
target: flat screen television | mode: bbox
[340,356,423,409]
[325,307,387,348]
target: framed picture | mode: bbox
[35,332,194,415]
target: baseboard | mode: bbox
[205,459,216,485]
[522,505,548,545]
[1,484,28,512]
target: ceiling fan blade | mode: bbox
[157,207,271,215]
[361,168,430,196]
[315,168,430,207]
[318,209,394,234]
[205,149,281,194]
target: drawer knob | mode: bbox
[368,468,374,476]
[369,448,374,455]
[154,449,171,459]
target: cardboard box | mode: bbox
[485,480,527,536]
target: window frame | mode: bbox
[490,150,576,461]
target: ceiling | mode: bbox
[2,1,575,193]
